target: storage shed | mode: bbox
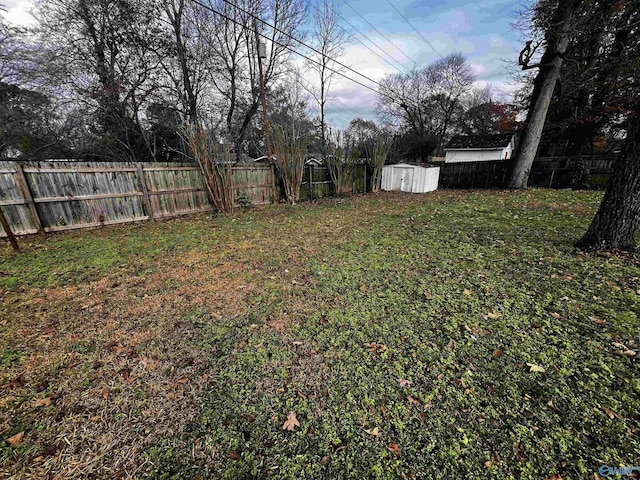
[381,163,440,193]
[444,133,515,163]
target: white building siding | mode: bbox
[381,164,440,193]
[444,148,510,163]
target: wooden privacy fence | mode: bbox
[438,155,617,190]
[0,160,276,236]
[299,164,370,200]
[438,160,511,189]
[528,155,615,189]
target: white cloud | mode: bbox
[1,0,35,26]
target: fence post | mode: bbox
[136,164,154,221]
[13,162,43,234]
[364,164,367,193]
[0,206,20,252]
[271,163,277,203]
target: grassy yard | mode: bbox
[0,189,639,479]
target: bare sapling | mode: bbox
[188,125,235,213]
[271,125,307,204]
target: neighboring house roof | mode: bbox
[445,133,514,150]
[305,157,322,166]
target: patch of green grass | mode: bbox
[2,189,639,479]
[144,190,640,479]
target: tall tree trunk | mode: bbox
[166,0,198,124]
[576,106,640,252]
[508,0,579,189]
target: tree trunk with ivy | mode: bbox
[576,107,640,252]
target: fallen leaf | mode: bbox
[364,342,387,354]
[485,461,492,469]
[446,338,455,350]
[407,395,420,406]
[424,292,434,300]
[463,289,472,296]
[33,397,52,408]
[527,363,545,373]
[90,416,101,422]
[397,378,412,387]
[254,343,262,349]
[365,427,381,437]
[492,349,503,359]
[282,411,300,431]
[550,312,561,319]
[229,451,241,460]
[170,377,189,388]
[616,349,636,357]
[602,407,615,419]
[589,316,607,325]
[387,442,399,455]
[320,455,330,465]
[6,431,24,446]
[292,341,303,346]
[487,311,501,319]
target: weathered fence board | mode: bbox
[231,164,275,205]
[0,160,277,237]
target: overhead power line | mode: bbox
[312,1,411,73]
[306,0,410,75]
[383,0,444,59]
[189,0,418,110]
[339,0,419,68]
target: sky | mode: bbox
[1,0,527,129]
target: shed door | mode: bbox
[393,167,414,192]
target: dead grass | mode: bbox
[0,195,372,479]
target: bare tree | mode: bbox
[377,53,475,154]
[304,0,348,153]
[325,130,356,196]
[34,0,167,161]
[507,0,582,188]
[188,124,235,213]
[365,135,392,193]
[272,124,307,204]
[161,0,210,124]
[193,0,306,157]
[0,5,17,84]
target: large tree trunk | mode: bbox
[508,0,579,189]
[576,107,640,252]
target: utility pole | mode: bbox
[254,19,273,163]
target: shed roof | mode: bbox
[445,133,513,150]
